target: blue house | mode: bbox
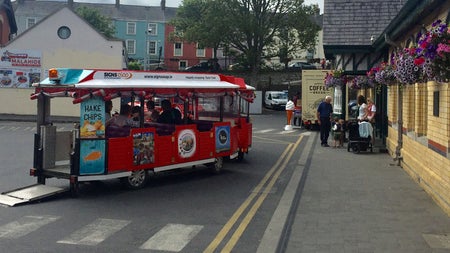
[13,0,176,70]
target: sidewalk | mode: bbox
[0,114,78,123]
[260,131,450,253]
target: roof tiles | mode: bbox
[323,0,405,46]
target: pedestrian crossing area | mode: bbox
[0,124,303,135]
[0,214,204,251]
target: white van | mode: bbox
[264,91,288,110]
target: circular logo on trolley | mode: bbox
[178,129,196,158]
[218,129,228,145]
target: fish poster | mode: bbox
[79,139,105,175]
[80,97,105,138]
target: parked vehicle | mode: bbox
[264,91,288,110]
[0,68,255,205]
[185,60,221,72]
[288,62,317,71]
[301,70,333,129]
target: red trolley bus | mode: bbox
[1,69,255,204]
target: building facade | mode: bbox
[324,0,450,215]
[11,0,219,71]
[374,0,450,215]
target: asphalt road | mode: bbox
[0,109,306,253]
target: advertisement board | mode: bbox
[0,49,42,88]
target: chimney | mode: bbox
[116,0,120,8]
[68,0,73,9]
[161,0,166,11]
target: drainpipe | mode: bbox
[394,85,403,165]
[385,33,402,164]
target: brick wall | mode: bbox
[387,82,450,216]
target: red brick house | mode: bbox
[0,0,17,45]
[163,24,214,71]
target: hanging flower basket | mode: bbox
[416,19,450,82]
[374,62,396,85]
[324,69,347,88]
[349,76,376,89]
[393,48,425,85]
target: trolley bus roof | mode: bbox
[32,69,255,103]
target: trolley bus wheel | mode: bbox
[121,170,148,189]
[208,157,224,174]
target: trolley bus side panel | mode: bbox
[107,137,133,172]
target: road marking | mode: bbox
[257,132,315,253]
[24,127,32,131]
[204,135,303,253]
[0,126,5,130]
[254,129,276,133]
[57,218,130,246]
[140,223,203,251]
[280,130,297,134]
[0,215,60,239]
[253,136,293,145]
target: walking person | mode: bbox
[316,96,333,147]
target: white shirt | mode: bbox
[285,100,295,111]
[357,103,368,120]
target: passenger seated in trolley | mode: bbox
[157,99,182,125]
[111,104,139,127]
[145,100,159,122]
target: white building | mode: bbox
[0,6,126,116]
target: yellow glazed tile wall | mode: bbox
[386,82,450,216]
[401,137,450,215]
[388,86,397,123]
[427,82,449,148]
[403,85,415,132]
[414,84,427,136]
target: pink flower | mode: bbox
[436,43,450,56]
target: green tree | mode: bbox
[266,4,321,69]
[76,6,115,38]
[169,0,230,59]
[170,0,320,85]
[127,60,142,70]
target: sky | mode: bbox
[14,0,324,12]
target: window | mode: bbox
[433,91,439,117]
[26,18,36,29]
[57,26,71,39]
[126,40,136,55]
[148,41,157,55]
[174,43,183,56]
[179,61,187,70]
[147,23,157,35]
[127,22,136,35]
[196,43,205,57]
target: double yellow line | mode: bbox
[203,135,304,253]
